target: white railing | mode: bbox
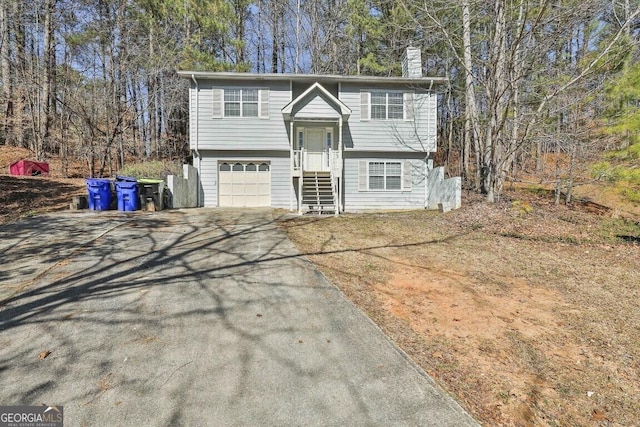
[293,149,303,174]
[329,148,341,215]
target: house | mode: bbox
[177,47,458,214]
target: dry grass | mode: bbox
[0,175,86,225]
[278,190,640,426]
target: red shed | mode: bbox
[9,160,50,177]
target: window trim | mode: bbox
[370,91,404,121]
[367,161,403,191]
[223,88,259,118]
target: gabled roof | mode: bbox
[281,82,351,121]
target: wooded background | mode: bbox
[1,0,639,201]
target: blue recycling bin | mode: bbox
[115,176,139,211]
[86,178,112,211]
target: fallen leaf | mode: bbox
[592,409,607,421]
[38,350,51,360]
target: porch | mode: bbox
[281,82,351,215]
[290,124,343,215]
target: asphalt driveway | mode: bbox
[0,208,478,426]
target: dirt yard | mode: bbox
[278,191,640,426]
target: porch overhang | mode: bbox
[281,82,351,121]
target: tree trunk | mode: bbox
[41,0,56,160]
[1,1,13,145]
[462,0,480,190]
[13,0,25,148]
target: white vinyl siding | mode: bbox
[341,82,437,152]
[193,80,287,150]
[293,93,342,119]
[345,155,425,210]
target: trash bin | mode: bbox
[115,176,139,211]
[86,178,112,211]
[137,179,165,211]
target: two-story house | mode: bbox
[178,47,448,214]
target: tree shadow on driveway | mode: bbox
[0,208,478,426]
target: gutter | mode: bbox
[177,70,449,87]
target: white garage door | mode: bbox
[218,162,271,207]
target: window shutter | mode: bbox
[403,161,412,191]
[358,160,368,191]
[404,91,415,122]
[259,88,270,119]
[360,90,370,121]
[212,88,223,118]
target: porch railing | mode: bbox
[292,149,303,174]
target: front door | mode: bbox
[306,128,326,171]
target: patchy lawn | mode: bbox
[278,191,640,426]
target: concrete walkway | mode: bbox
[0,209,479,426]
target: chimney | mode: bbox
[402,46,422,78]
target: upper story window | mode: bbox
[213,87,269,119]
[371,91,404,120]
[361,89,413,122]
[224,88,258,117]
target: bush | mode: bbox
[118,160,183,181]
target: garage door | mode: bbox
[218,162,271,207]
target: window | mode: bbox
[371,91,404,120]
[224,89,258,117]
[369,161,402,190]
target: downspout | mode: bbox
[338,116,343,214]
[290,120,294,211]
[424,155,430,209]
[191,74,201,207]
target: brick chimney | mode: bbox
[402,46,422,78]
